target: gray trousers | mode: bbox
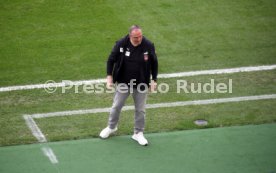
[108,84,147,133]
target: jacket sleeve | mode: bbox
[106,41,121,76]
[150,43,158,81]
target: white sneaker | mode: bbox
[132,132,148,146]
[99,127,118,139]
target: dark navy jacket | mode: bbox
[107,35,158,85]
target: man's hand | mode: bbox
[150,80,157,92]
[106,75,113,89]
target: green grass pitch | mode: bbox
[0,0,276,147]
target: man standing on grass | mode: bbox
[99,25,158,146]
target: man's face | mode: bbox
[129,29,143,46]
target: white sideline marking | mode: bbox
[158,64,276,78]
[2,64,276,92]
[23,115,47,142]
[29,94,276,119]
[0,79,106,92]
[145,94,276,109]
[31,108,112,119]
[41,147,58,164]
[24,115,58,164]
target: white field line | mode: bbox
[41,147,59,164]
[30,94,276,119]
[23,115,47,142]
[158,64,276,78]
[2,64,276,92]
[23,115,59,165]
[24,115,59,164]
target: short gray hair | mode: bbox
[129,25,142,34]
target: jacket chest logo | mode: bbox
[125,51,130,56]
[144,52,148,61]
[125,48,130,56]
